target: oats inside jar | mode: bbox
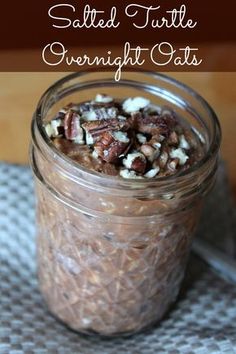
[33,71,220,337]
[44,94,205,178]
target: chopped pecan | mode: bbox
[136,133,147,144]
[144,167,160,178]
[94,131,130,163]
[167,131,179,146]
[131,157,146,173]
[139,134,161,162]
[123,152,146,173]
[64,111,84,143]
[78,102,92,115]
[63,102,75,110]
[170,148,189,165]
[158,150,169,169]
[127,112,141,129]
[79,100,114,112]
[95,93,114,104]
[81,105,118,121]
[140,144,155,158]
[94,106,118,120]
[167,158,179,172]
[120,169,143,179]
[45,119,63,138]
[179,134,190,150]
[143,104,161,116]
[140,144,159,162]
[184,129,199,149]
[122,97,150,113]
[160,107,178,128]
[52,110,66,122]
[148,135,165,145]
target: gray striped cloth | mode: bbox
[0,162,236,354]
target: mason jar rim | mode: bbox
[33,70,221,192]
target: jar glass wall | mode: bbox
[30,71,221,336]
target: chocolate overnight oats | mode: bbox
[30,72,221,336]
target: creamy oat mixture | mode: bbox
[35,94,211,335]
[45,94,205,178]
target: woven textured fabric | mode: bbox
[0,162,236,354]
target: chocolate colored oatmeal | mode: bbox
[44,94,205,178]
[32,90,215,336]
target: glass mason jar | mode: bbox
[30,71,221,336]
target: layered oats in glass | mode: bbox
[30,72,221,336]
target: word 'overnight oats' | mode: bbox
[31,72,220,337]
[44,94,205,179]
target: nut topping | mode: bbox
[64,111,84,144]
[95,93,113,104]
[170,148,189,166]
[144,167,160,178]
[45,119,63,138]
[179,134,190,150]
[123,97,150,113]
[45,94,205,178]
[133,114,173,136]
[94,107,118,120]
[140,144,159,162]
[167,159,179,172]
[119,169,143,179]
[123,152,146,174]
[136,133,147,144]
[82,110,97,121]
[158,151,169,169]
[82,118,130,145]
[94,131,130,163]
[168,131,179,146]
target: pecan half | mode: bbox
[132,113,173,136]
[64,111,84,143]
[94,131,130,163]
[82,118,130,144]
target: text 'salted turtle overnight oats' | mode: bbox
[30,72,221,336]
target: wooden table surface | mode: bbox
[0,72,236,198]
